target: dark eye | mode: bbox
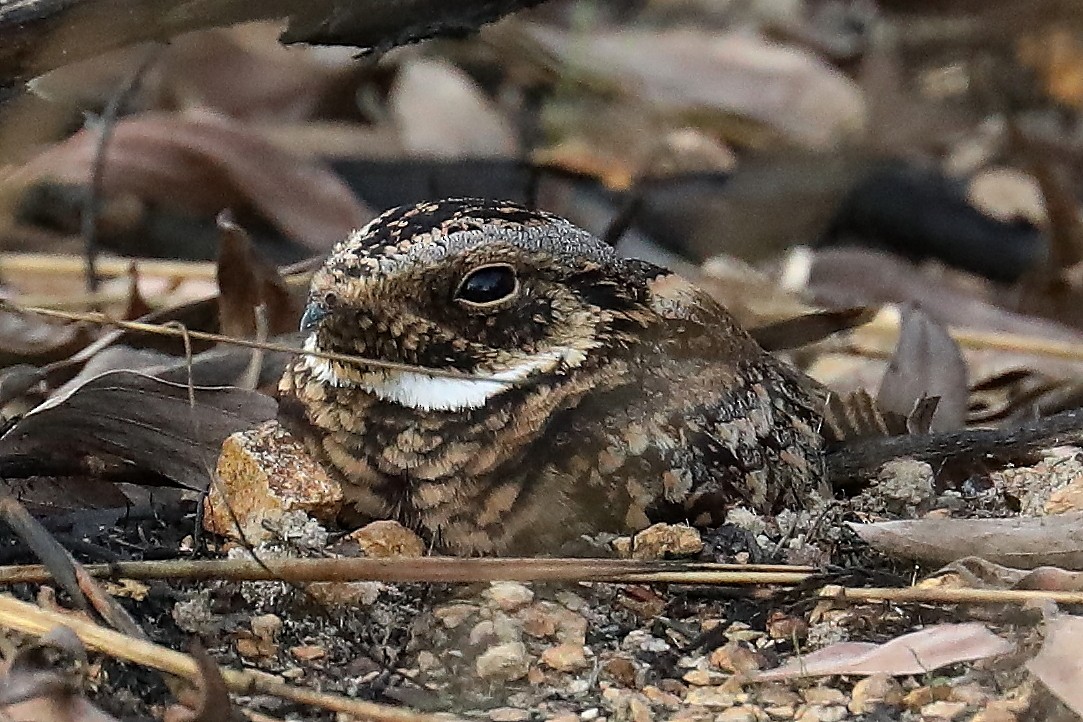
[454,264,519,306]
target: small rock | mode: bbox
[555,609,589,645]
[626,523,703,559]
[347,520,424,557]
[433,603,477,629]
[251,613,282,639]
[417,651,439,671]
[521,604,559,638]
[849,673,904,713]
[949,682,991,706]
[970,702,1017,722]
[622,630,670,653]
[797,705,847,722]
[580,709,600,720]
[602,656,639,687]
[684,669,725,686]
[921,700,968,720]
[903,685,949,709]
[611,691,653,722]
[801,687,847,706]
[685,687,738,708]
[206,421,342,542]
[289,644,326,661]
[868,458,936,515]
[765,612,808,641]
[642,686,682,707]
[716,707,761,722]
[542,643,589,672]
[763,706,794,720]
[476,642,530,681]
[757,685,801,707]
[710,642,765,674]
[489,707,530,722]
[306,581,382,606]
[484,582,535,612]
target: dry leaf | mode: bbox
[3,111,372,251]
[850,513,1083,569]
[1027,614,1083,715]
[935,556,1083,592]
[0,370,277,490]
[754,623,1013,681]
[0,628,118,722]
[216,215,301,339]
[528,25,864,150]
[877,306,968,432]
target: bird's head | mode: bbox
[294,199,665,412]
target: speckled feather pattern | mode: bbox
[279,198,826,555]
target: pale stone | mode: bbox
[476,642,530,681]
[484,582,535,612]
[849,673,904,713]
[921,700,968,720]
[626,523,703,559]
[541,643,589,672]
[685,686,738,708]
[347,520,424,557]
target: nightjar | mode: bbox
[278,199,827,555]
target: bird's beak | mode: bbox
[299,303,330,333]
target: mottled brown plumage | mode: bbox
[279,199,827,554]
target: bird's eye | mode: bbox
[454,264,519,306]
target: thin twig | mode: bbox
[81,46,162,293]
[0,300,509,383]
[820,584,1083,606]
[0,594,450,722]
[0,556,815,586]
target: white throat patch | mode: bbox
[298,338,586,412]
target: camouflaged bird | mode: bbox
[278,199,828,555]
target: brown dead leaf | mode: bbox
[0,627,117,722]
[0,370,277,490]
[1027,614,1083,716]
[216,215,301,339]
[3,111,372,251]
[527,25,864,150]
[165,645,239,722]
[750,306,874,352]
[850,513,1083,569]
[156,24,357,121]
[935,556,1083,592]
[877,306,968,432]
[754,623,1012,681]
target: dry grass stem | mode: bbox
[853,307,1083,362]
[821,584,1083,605]
[0,557,815,586]
[0,594,453,722]
[0,299,499,382]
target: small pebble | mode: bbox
[484,581,535,612]
[475,642,530,681]
[921,700,968,720]
[542,643,589,672]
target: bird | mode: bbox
[278,198,828,555]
